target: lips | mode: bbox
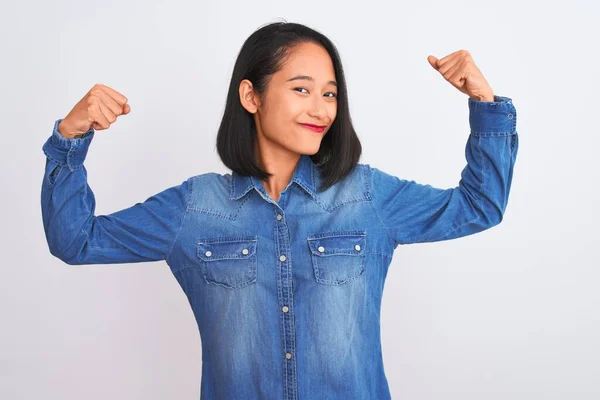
[299,123,326,133]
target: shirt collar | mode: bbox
[230,154,319,201]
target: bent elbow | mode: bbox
[47,240,86,266]
[48,245,75,266]
[482,208,504,231]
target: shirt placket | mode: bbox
[256,187,298,400]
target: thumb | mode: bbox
[427,55,439,70]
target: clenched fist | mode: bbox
[427,50,494,102]
[58,83,131,139]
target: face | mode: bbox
[239,41,338,158]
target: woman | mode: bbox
[41,21,518,400]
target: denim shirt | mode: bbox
[41,95,518,399]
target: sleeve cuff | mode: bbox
[42,119,95,171]
[468,95,516,136]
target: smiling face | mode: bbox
[239,41,338,158]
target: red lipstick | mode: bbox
[299,123,326,133]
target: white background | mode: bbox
[1,0,599,399]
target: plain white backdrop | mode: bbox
[1,0,599,399]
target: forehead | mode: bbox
[277,42,335,80]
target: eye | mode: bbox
[294,87,309,94]
[294,87,337,98]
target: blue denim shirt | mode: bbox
[41,95,518,399]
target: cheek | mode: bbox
[264,93,300,127]
[329,102,338,121]
[282,93,305,120]
[322,101,337,126]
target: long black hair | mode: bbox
[216,20,362,192]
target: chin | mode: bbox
[299,142,322,156]
[282,139,318,155]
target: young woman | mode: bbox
[41,21,518,400]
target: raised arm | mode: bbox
[369,94,518,246]
[41,85,190,265]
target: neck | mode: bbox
[255,149,300,203]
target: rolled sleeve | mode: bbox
[468,95,516,136]
[42,119,95,171]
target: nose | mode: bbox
[307,94,329,122]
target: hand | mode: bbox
[58,83,131,139]
[427,50,494,102]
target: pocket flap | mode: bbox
[197,236,258,261]
[307,231,365,256]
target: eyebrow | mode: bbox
[286,75,337,87]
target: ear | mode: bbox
[239,79,260,114]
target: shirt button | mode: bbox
[276,214,283,221]
[282,306,289,313]
[242,248,249,255]
[279,255,286,262]
[354,244,361,251]
[508,113,513,119]
[318,246,325,253]
[205,251,212,257]
[285,353,292,360]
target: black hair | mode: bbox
[216,20,362,192]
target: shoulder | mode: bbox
[350,162,408,199]
[187,171,231,186]
[316,162,374,195]
[184,171,233,205]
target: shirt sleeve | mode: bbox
[41,119,190,265]
[369,95,519,246]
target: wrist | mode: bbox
[471,94,495,102]
[477,89,495,102]
[57,119,82,139]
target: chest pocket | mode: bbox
[307,230,366,285]
[197,236,258,289]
